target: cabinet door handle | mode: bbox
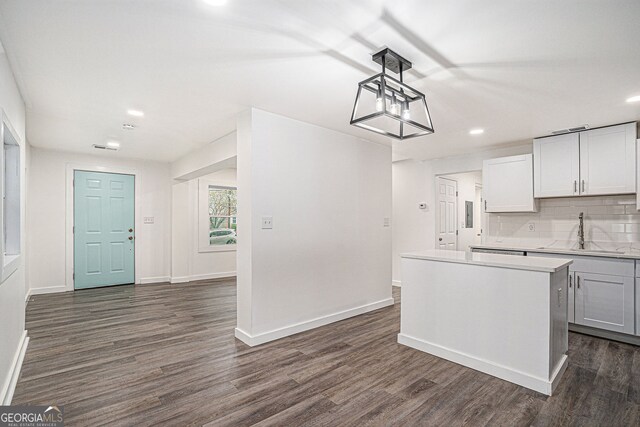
[581,180,585,193]
[573,180,577,193]
[569,275,572,288]
[576,275,580,289]
[484,200,487,211]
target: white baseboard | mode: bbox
[397,333,566,396]
[235,297,395,347]
[24,288,32,303]
[392,280,401,287]
[139,276,171,284]
[0,331,29,405]
[171,272,236,284]
[28,285,69,296]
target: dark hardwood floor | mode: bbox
[13,279,640,426]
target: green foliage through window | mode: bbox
[209,187,237,245]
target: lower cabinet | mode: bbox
[568,273,575,324]
[513,251,637,336]
[573,272,635,335]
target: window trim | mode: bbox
[1,110,22,283]
[198,179,237,253]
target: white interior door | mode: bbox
[436,177,457,250]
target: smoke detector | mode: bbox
[122,123,136,130]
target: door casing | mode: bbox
[65,164,140,291]
[435,176,458,250]
[73,170,135,289]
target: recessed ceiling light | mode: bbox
[106,141,120,148]
[122,123,136,130]
[626,95,640,103]
[204,0,227,5]
[127,109,144,117]
[469,128,484,135]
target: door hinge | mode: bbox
[456,191,458,196]
[73,226,75,234]
[73,273,75,280]
[456,230,459,236]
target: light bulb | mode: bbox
[402,102,410,120]
[376,97,384,112]
[390,94,399,115]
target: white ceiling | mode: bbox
[0,0,639,162]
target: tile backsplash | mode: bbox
[485,195,640,252]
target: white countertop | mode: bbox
[470,244,640,260]
[401,250,572,273]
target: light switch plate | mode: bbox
[383,217,391,227]
[262,216,273,229]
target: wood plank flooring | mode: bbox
[13,279,640,426]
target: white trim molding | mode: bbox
[28,285,68,296]
[0,331,29,405]
[392,280,401,287]
[171,272,236,284]
[235,297,394,347]
[139,276,171,285]
[397,333,568,396]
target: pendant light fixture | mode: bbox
[350,47,434,140]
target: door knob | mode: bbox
[128,236,133,240]
[439,238,443,241]
[129,228,133,232]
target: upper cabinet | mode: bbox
[580,123,636,196]
[534,123,637,198]
[483,154,537,212]
[533,133,580,197]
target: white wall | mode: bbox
[170,168,237,282]
[236,108,393,345]
[392,144,531,283]
[171,132,236,181]
[0,42,27,404]
[28,148,172,291]
[391,160,429,285]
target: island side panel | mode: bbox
[549,267,569,379]
[399,257,555,385]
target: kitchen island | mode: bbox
[398,250,572,395]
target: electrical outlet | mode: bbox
[143,217,154,224]
[527,222,536,232]
[261,216,273,229]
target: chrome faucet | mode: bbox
[578,212,585,250]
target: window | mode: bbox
[1,111,21,282]
[208,186,237,246]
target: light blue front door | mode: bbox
[74,171,135,289]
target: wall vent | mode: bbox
[551,125,589,135]
[92,144,118,151]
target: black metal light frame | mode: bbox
[350,47,434,140]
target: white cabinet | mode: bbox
[568,272,575,323]
[533,133,580,198]
[637,139,640,211]
[482,154,537,213]
[525,251,636,335]
[580,123,636,196]
[574,272,635,335]
[534,122,637,198]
